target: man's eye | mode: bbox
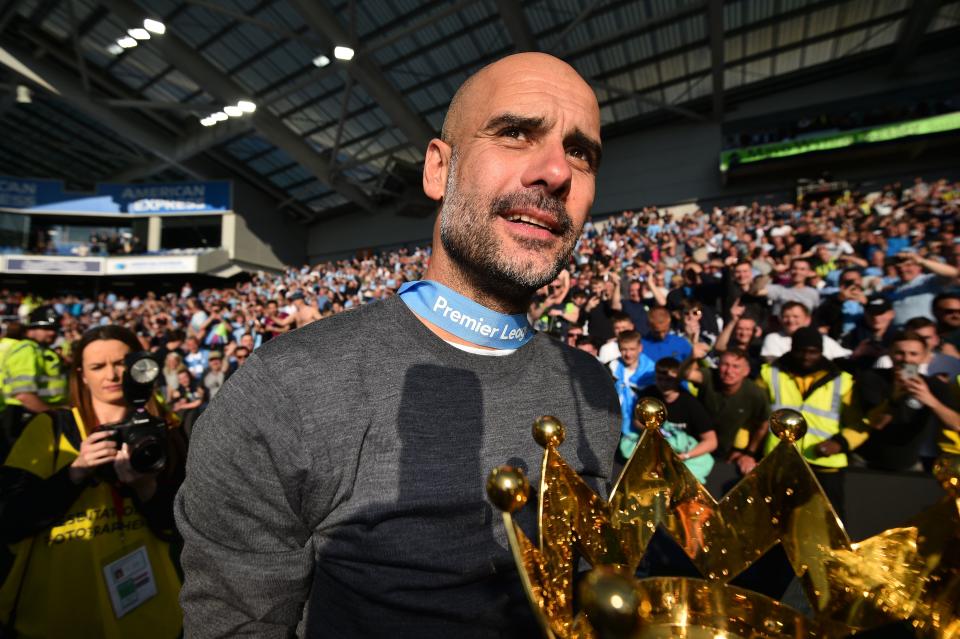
[500,127,525,139]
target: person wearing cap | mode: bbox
[0,306,67,458]
[844,297,897,371]
[758,326,864,517]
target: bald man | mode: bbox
[176,53,620,637]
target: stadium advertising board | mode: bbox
[719,111,960,173]
[105,256,198,274]
[0,178,232,215]
[0,178,66,209]
[4,256,104,275]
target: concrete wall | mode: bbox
[308,210,436,261]
[228,180,305,270]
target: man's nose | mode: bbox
[519,138,572,196]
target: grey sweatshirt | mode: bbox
[175,295,620,638]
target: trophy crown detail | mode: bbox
[486,402,960,638]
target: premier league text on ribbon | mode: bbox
[431,294,528,342]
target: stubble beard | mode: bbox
[438,153,581,302]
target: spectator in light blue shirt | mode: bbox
[888,251,959,327]
[183,336,209,380]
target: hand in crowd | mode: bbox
[901,374,936,407]
[814,440,843,458]
[728,451,757,475]
[691,341,711,360]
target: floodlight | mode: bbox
[333,46,354,61]
[128,28,150,40]
[312,54,330,68]
[107,43,125,55]
[223,105,242,117]
[200,117,215,127]
[117,36,138,49]
[236,100,256,113]
[143,19,166,35]
[211,111,228,122]
[15,85,32,104]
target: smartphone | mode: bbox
[902,363,919,379]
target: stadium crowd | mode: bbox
[2,175,960,494]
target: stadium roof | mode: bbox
[1,0,958,222]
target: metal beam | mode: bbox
[102,0,375,212]
[588,78,706,122]
[0,41,205,178]
[179,0,326,46]
[543,0,606,52]
[707,0,724,119]
[288,0,436,153]
[889,0,942,75]
[494,0,538,52]
[110,119,253,182]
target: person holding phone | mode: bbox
[854,330,960,472]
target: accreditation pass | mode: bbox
[101,546,158,618]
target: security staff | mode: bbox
[0,306,67,458]
[758,326,864,518]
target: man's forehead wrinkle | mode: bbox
[442,52,601,148]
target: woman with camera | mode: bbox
[0,325,185,638]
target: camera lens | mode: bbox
[129,436,166,473]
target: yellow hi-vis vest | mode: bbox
[0,408,182,638]
[1,339,67,407]
[761,364,853,468]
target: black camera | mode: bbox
[101,352,167,475]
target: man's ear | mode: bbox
[423,138,451,202]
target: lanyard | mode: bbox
[398,280,534,349]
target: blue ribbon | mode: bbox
[398,280,534,349]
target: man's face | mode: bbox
[865,309,894,332]
[648,309,670,336]
[577,341,598,357]
[654,367,679,393]
[780,307,810,334]
[718,354,749,387]
[620,340,640,367]
[186,338,199,353]
[30,327,57,346]
[790,260,811,285]
[891,339,926,368]
[935,299,960,329]
[435,55,601,295]
[612,319,634,336]
[733,263,753,286]
[913,326,940,351]
[565,327,583,346]
[733,318,756,345]
[895,259,922,282]
[209,358,222,371]
[629,281,642,301]
[792,345,822,370]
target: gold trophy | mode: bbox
[486,400,960,638]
